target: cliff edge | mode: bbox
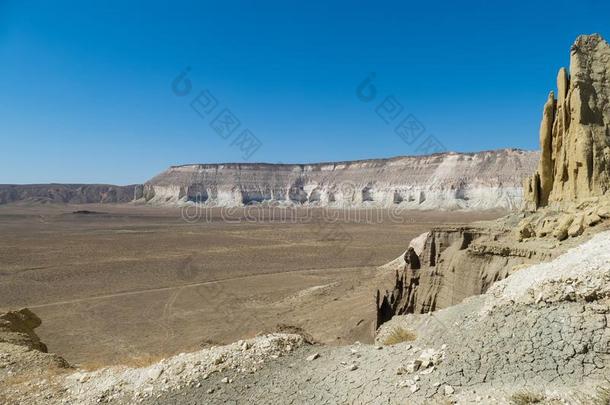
[377,34,610,324]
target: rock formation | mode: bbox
[0,308,69,394]
[377,34,610,326]
[375,222,555,324]
[0,308,48,352]
[0,184,142,205]
[142,149,537,210]
[525,34,610,209]
[0,150,537,211]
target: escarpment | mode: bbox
[0,184,143,205]
[376,222,554,327]
[141,149,537,210]
[377,34,610,328]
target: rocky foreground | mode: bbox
[2,231,610,404]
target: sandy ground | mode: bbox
[0,203,503,367]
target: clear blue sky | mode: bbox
[1,1,609,184]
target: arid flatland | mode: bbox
[0,203,502,367]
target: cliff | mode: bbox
[377,34,610,326]
[142,149,538,210]
[525,34,610,209]
[0,184,142,205]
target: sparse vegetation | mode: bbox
[593,385,610,405]
[382,327,417,345]
[509,389,545,404]
[572,385,610,405]
[81,353,167,370]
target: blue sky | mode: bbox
[1,1,609,184]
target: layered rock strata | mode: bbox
[0,184,142,205]
[377,34,610,326]
[142,149,537,210]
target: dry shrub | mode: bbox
[573,385,610,405]
[509,390,545,404]
[382,327,416,346]
[80,352,166,371]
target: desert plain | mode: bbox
[0,203,502,367]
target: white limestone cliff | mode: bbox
[142,149,538,210]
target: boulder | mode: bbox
[585,212,602,227]
[517,219,535,240]
[568,215,584,237]
[535,217,557,237]
[597,205,610,218]
[0,308,48,352]
[553,214,575,241]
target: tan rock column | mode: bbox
[538,92,556,206]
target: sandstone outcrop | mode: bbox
[0,308,69,394]
[375,220,557,325]
[0,308,48,352]
[377,34,610,326]
[525,34,610,209]
[142,149,537,210]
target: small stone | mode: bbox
[585,213,602,227]
[306,353,320,361]
[149,368,164,380]
[221,377,230,384]
[444,385,455,395]
[597,205,610,218]
[406,360,421,373]
[420,366,435,375]
[207,388,214,394]
[410,384,419,393]
[348,364,358,371]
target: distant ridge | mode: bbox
[144,148,539,210]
